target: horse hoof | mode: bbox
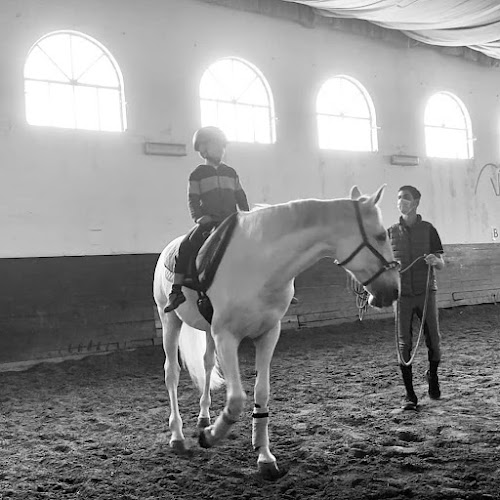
[198,428,213,449]
[197,417,210,428]
[258,461,283,481]
[169,440,188,455]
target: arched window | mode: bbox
[24,31,126,132]
[424,92,473,159]
[199,57,275,144]
[316,76,378,151]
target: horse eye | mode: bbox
[376,232,387,242]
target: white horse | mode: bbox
[153,185,400,479]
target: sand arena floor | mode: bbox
[1,303,499,499]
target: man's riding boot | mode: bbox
[164,285,186,313]
[400,364,418,410]
[425,360,441,400]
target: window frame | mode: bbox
[24,30,127,132]
[424,91,473,160]
[316,75,378,152]
[199,56,276,144]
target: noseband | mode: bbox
[334,200,400,287]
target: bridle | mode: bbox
[334,200,400,286]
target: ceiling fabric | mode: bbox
[281,0,500,60]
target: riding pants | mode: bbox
[395,292,441,363]
[174,221,218,275]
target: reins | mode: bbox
[399,255,425,274]
[396,258,432,367]
[349,255,432,367]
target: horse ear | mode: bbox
[350,186,362,200]
[370,184,386,205]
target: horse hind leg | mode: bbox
[197,328,217,429]
[252,323,283,480]
[199,332,245,448]
[160,307,188,454]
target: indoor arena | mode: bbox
[1,1,500,498]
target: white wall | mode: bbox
[1,0,499,258]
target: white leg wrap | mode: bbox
[252,411,269,450]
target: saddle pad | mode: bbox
[163,213,239,291]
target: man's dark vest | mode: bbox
[389,217,437,296]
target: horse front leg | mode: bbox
[160,309,187,454]
[197,328,216,429]
[199,332,246,448]
[253,323,282,480]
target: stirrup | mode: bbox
[164,291,186,313]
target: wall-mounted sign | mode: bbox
[390,154,420,166]
[493,227,499,242]
[144,142,187,157]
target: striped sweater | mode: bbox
[188,163,249,223]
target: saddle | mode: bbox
[163,213,239,323]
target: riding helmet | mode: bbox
[193,126,227,152]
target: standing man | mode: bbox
[388,186,445,410]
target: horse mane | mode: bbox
[252,194,362,211]
[243,196,382,246]
[251,198,332,211]
[241,198,340,243]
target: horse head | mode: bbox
[335,185,400,308]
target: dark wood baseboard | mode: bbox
[1,243,499,365]
[0,254,159,364]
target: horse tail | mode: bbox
[178,323,225,391]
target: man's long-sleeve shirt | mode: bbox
[188,163,249,223]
